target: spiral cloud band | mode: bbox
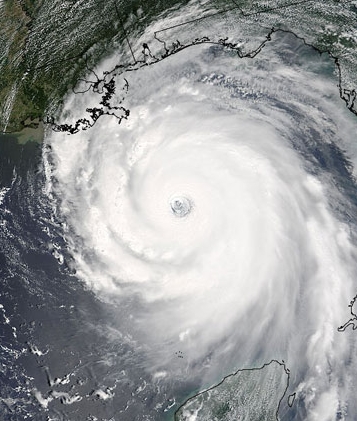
[44,29,357,420]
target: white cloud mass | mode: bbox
[43,25,357,421]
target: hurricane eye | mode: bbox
[170,196,192,217]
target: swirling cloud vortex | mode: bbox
[44,33,357,419]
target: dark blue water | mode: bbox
[0,136,128,420]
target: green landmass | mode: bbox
[175,360,290,421]
[0,0,192,134]
[0,0,356,136]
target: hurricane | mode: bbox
[41,9,357,421]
